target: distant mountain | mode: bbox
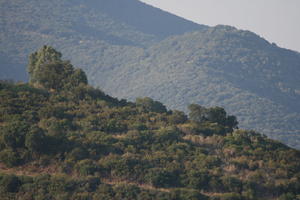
[0,0,204,80]
[1,0,300,149]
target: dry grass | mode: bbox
[102,178,171,193]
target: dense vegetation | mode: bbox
[0,47,300,199]
[1,0,300,149]
[103,26,300,149]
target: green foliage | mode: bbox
[188,104,238,131]
[155,126,181,144]
[0,174,21,193]
[35,61,69,90]
[136,97,167,113]
[113,184,141,200]
[76,159,99,176]
[0,121,29,149]
[27,46,87,91]
[184,170,210,190]
[28,45,62,84]
[93,184,115,199]
[279,193,298,200]
[0,49,300,199]
[25,125,46,153]
[67,147,89,161]
[189,104,210,123]
[146,168,180,188]
[168,110,188,124]
[69,68,88,87]
[0,149,21,167]
[221,176,242,193]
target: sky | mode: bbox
[139,0,300,52]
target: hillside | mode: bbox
[96,26,300,149]
[0,47,300,200]
[1,0,300,149]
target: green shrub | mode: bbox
[1,121,29,149]
[93,184,115,199]
[146,168,180,188]
[0,149,21,167]
[67,147,89,161]
[0,174,21,193]
[136,97,167,113]
[185,170,210,190]
[76,159,98,176]
[25,126,46,153]
[168,110,188,124]
[221,176,242,193]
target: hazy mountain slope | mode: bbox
[96,26,300,149]
[82,0,202,39]
[0,0,204,81]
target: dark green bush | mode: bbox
[136,97,167,113]
[0,149,21,167]
[168,110,188,124]
[146,168,180,188]
[185,170,210,190]
[0,174,21,193]
[221,176,242,193]
[76,159,99,176]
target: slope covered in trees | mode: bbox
[0,47,300,200]
[99,26,300,149]
[1,0,300,149]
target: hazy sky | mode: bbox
[140,0,300,52]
